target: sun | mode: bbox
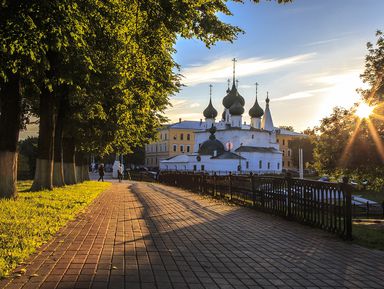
[355,102,374,119]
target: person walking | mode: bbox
[98,164,105,182]
[117,163,123,183]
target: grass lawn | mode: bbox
[353,223,384,251]
[0,181,111,278]
[352,190,384,203]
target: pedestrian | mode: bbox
[117,163,123,183]
[98,164,105,182]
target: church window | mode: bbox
[180,145,184,152]
[259,160,262,169]
[246,162,249,169]
[180,133,184,140]
[193,165,197,171]
[187,134,190,140]
[201,165,205,171]
[187,145,190,153]
[283,139,285,145]
[277,163,280,170]
[252,134,254,139]
[268,162,270,169]
[173,144,177,152]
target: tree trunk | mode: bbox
[0,74,21,198]
[62,137,77,184]
[75,152,83,183]
[31,87,56,191]
[52,91,67,187]
[82,155,90,181]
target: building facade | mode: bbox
[276,129,305,171]
[145,120,205,169]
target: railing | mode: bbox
[159,171,353,240]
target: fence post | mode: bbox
[213,172,217,197]
[366,201,369,218]
[250,172,255,206]
[342,176,352,240]
[229,172,232,200]
[286,172,292,219]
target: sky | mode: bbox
[165,0,384,132]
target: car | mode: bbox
[318,176,330,182]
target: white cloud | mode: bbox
[181,53,316,86]
[190,103,200,108]
[273,88,328,102]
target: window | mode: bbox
[173,144,177,152]
[180,145,184,152]
[268,162,270,169]
[277,163,280,170]
[173,135,177,140]
[282,161,285,167]
[165,133,167,140]
[252,134,254,139]
[187,134,190,140]
[186,145,190,153]
[283,139,285,145]
[246,161,249,169]
[277,138,279,143]
[180,133,184,140]
[288,161,291,167]
[259,160,262,169]
[288,149,291,157]
[282,150,285,156]
[201,165,205,171]
[193,165,197,171]
[160,133,162,140]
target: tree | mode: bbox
[288,136,314,169]
[279,125,294,131]
[1,0,292,197]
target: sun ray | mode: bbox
[366,120,384,162]
[339,118,362,167]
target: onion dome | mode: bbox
[249,97,264,118]
[203,98,218,119]
[222,83,245,109]
[198,126,225,155]
[229,99,244,116]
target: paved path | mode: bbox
[1,182,384,289]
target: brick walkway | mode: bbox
[1,182,384,289]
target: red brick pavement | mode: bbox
[1,181,384,289]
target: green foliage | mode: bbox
[288,136,315,168]
[0,181,111,278]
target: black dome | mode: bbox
[222,83,245,109]
[203,98,218,119]
[229,100,244,116]
[249,97,264,118]
[198,126,225,155]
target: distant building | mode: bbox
[145,119,205,169]
[276,129,305,171]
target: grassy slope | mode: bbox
[353,224,384,251]
[0,181,111,278]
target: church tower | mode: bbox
[261,92,274,131]
[222,58,245,128]
[249,82,264,129]
[203,84,218,129]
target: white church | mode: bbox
[160,61,282,174]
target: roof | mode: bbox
[276,128,306,136]
[235,146,282,154]
[211,151,246,160]
[164,121,205,130]
[249,96,264,118]
[222,83,245,109]
[203,98,218,119]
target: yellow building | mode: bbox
[276,128,305,170]
[145,120,205,169]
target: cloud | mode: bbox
[190,103,200,108]
[273,88,328,102]
[181,53,316,86]
[304,38,341,47]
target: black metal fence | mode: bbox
[159,171,353,240]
